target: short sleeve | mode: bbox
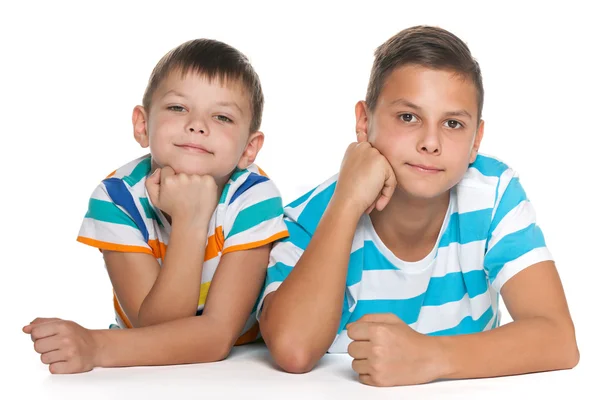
[222,174,289,255]
[77,178,153,255]
[255,217,311,319]
[483,170,553,292]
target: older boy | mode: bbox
[258,25,579,387]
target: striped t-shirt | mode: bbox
[258,154,553,353]
[77,154,289,344]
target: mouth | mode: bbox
[175,143,212,154]
[406,163,444,173]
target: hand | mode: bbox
[23,318,100,374]
[333,132,396,216]
[347,313,446,386]
[146,166,218,227]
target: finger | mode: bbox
[30,322,61,341]
[352,359,370,375]
[376,166,397,211]
[356,131,368,143]
[145,169,161,205]
[50,360,93,375]
[365,202,376,215]
[346,321,372,341]
[33,335,62,354]
[359,374,378,386]
[357,313,401,324]
[160,166,176,183]
[41,350,67,365]
[28,317,61,326]
[348,340,370,360]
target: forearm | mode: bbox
[138,220,207,326]
[436,316,579,380]
[261,197,360,370]
[94,315,234,367]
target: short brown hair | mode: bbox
[142,39,264,132]
[366,25,484,121]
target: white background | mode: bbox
[2,0,598,398]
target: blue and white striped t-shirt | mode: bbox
[257,154,553,353]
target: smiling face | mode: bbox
[133,69,263,185]
[357,64,484,200]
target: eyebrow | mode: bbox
[215,101,244,116]
[389,98,473,120]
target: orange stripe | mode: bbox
[257,167,268,177]
[234,322,260,346]
[221,230,289,255]
[105,170,117,179]
[77,236,154,255]
[204,232,221,261]
[148,239,168,259]
[113,293,132,329]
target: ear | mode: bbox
[237,131,265,170]
[355,100,370,139]
[132,105,150,148]
[469,119,485,164]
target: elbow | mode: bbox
[554,320,580,370]
[262,328,319,373]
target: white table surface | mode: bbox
[9,340,593,400]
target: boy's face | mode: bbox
[357,64,484,200]
[133,70,262,186]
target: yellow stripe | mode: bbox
[197,281,211,306]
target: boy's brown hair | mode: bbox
[366,25,484,121]
[142,39,264,133]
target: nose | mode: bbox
[185,115,208,135]
[417,124,441,155]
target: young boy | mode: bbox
[23,39,288,373]
[257,25,579,386]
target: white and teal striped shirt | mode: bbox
[257,154,553,353]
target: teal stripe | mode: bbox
[227,197,283,239]
[139,197,163,227]
[286,186,317,209]
[285,219,311,251]
[489,177,528,234]
[429,306,494,336]
[230,168,248,182]
[345,295,425,327]
[297,181,336,234]
[363,241,400,271]
[485,223,547,283]
[471,155,508,178]
[347,247,364,286]
[85,198,138,229]
[122,157,151,187]
[422,270,488,307]
[438,209,492,248]
[265,262,294,287]
[219,183,231,205]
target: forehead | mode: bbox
[378,65,478,113]
[154,68,251,106]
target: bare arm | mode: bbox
[24,245,272,373]
[437,260,579,379]
[259,199,361,372]
[103,219,208,327]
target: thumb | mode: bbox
[146,168,161,206]
[375,164,397,211]
[356,131,368,143]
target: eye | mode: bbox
[167,105,185,112]
[215,115,233,123]
[398,113,418,123]
[444,119,464,129]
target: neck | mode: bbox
[369,188,450,261]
